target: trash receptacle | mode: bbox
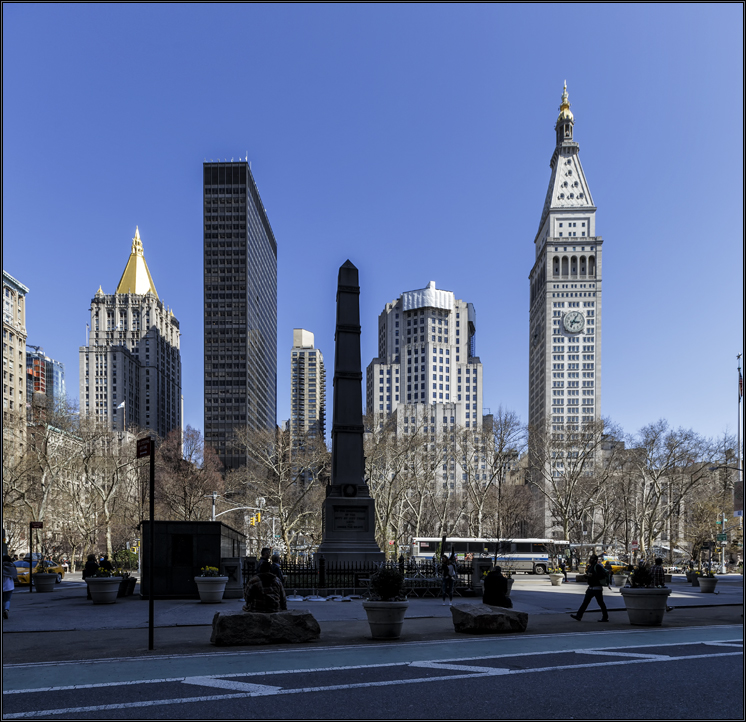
[220,557,243,599]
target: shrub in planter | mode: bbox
[368,567,406,601]
[363,567,408,639]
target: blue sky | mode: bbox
[3,4,743,444]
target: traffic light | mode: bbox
[256,512,261,524]
[250,516,256,526]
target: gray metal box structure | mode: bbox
[140,521,245,599]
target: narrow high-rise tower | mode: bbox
[203,161,278,469]
[528,83,602,433]
[290,329,326,447]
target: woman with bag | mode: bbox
[570,554,609,622]
[3,555,19,620]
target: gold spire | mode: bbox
[115,226,159,297]
[558,80,573,122]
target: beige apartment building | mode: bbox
[290,329,326,446]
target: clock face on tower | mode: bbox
[563,310,584,333]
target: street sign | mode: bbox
[29,521,43,529]
[137,438,152,458]
[631,541,639,550]
[717,533,727,542]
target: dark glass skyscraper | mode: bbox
[203,161,278,468]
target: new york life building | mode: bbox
[79,228,182,437]
[528,85,603,533]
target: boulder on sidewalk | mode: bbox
[450,603,528,634]
[210,609,321,646]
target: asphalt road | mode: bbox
[3,625,742,719]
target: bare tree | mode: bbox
[230,425,329,556]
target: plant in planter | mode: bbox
[362,567,409,639]
[85,567,124,604]
[548,567,564,586]
[194,566,229,603]
[31,561,58,593]
[619,561,671,626]
[697,570,718,593]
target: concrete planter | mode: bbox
[549,573,564,586]
[620,587,671,626]
[32,573,57,593]
[698,577,718,593]
[612,574,628,588]
[194,576,228,603]
[505,578,514,597]
[86,577,121,604]
[362,600,409,639]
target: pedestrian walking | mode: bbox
[270,553,285,585]
[257,547,273,575]
[571,554,609,622]
[441,554,457,606]
[99,554,114,572]
[3,555,18,620]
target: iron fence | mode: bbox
[241,556,474,596]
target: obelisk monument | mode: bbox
[316,261,384,563]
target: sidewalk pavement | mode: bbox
[2,574,742,666]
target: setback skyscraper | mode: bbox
[79,228,182,437]
[2,271,29,434]
[203,161,278,468]
[290,329,326,447]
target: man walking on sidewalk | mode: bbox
[571,554,609,622]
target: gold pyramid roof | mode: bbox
[115,227,158,298]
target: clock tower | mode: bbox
[528,84,603,528]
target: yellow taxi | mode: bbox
[13,559,66,585]
[598,557,628,574]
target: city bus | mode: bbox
[411,537,570,575]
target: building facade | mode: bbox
[26,347,66,413]
[3,271,29,431]
[367,281,483,428]
[203,161,278,469]
[79,228,182,437]
[528,84,603,533]
[528,84,602,434]
[290,329,326,446]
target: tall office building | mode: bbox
[203,161,278,468]
[366,281,483,430]
[290,329,326,446]
[528,84,602,432]
[79,227,182,437]
[3,271,29,429]
[26,348,66,412]
[528,84,603,529]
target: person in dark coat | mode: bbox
[571,554,609,622]
[99,554,114,572]
[243,572,287,613]
[482,566,513,608]
[3,555,19,619]
[82,554,100,600]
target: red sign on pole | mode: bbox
[137,439,152,458]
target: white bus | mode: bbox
[411,537,570,575]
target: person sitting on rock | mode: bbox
[482,566,513,608]
[243,571,287,613]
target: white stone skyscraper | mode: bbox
[79,227,182,437]
[366,281,483,429]
[290,329,326,445]
[528,84,602,434]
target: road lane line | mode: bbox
[409,661,511,674]
[181,677,281,694]
[4,651,741,718]
[573,650,669,659]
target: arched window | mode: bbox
[571,255,578,276]
[580,255,587,276]
[561,256,569,276]
[553,257,560,277]
[588,255,596,277]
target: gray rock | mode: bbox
[450,603,528,634]
[210,609,321,646]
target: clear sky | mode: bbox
[3,4,743,445]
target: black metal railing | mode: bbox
[242,556,474,596]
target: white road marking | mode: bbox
[181,676,281,694]
[573,650,669,659]
[410,661,511,674]
[3,650,741,718]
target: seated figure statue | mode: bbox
[482,566,513,608]
[243,572,287,613]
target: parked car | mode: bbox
[14,559,66,584]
